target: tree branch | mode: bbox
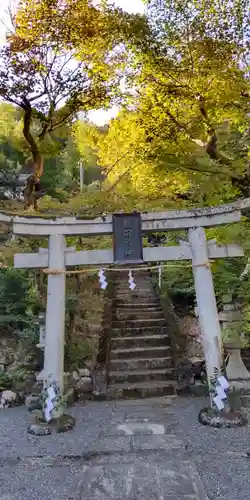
[105,150,132,175]
[106,167,130,193]
[21,97,40,160]
[38,101,55,140]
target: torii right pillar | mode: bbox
[189,226,247,426]
[188,227,223,403]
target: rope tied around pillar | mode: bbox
[193,262,212,269]
[43,269,64,275]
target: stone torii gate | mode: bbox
[1,199,249,401]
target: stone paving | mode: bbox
[0,396,250,499]
[80,398,207,500]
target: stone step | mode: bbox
[115,294,155,300]
[111,326,168,337]
[115,279,153,282]
[115,286,153,291]
[112,318,166,328]
[114,278,152,285]
[110,345,172,360]
[115,296,158,302]
[116,282,154,293]
[109,368,174,384]
[115,283,153,288]
[105,380,176,400]
[110,356,173,371]
[114,277,152,283]
[115,303,160,308]
[114,310,165,320]
[115,301,161,308]
[115,291,156,297]
[111,334,170,349]
[113,304,163,314]
[116,280,154,283]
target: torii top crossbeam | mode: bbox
[0,198,250,236]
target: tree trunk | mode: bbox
[21,97,44,210]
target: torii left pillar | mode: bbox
[43,234,66,394]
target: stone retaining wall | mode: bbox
[178,315,204,361]
[178,313,250,373]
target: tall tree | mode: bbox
[102,0,250,202]
[0,0,128,209]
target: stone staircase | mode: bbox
[106,270,176,399]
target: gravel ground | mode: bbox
[0,401,115,500]
[0,397,250,499]
[172,396,250,500]
[0,402,115,459]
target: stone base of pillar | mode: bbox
[198,407,247,428]
[27,410,76,436]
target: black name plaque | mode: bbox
[112,213,143,264]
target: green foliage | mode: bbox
[18,324,39,349]
[0,101,106,205]
[0,373,12,391]
[153,227,248,313]
[0,268,39,331]
[0,104,26,172]
[73,121,103,185]
[161,266,194,298]
[1,0,250,363]
[0,0,115,131]
[221,323,246,348]
[57,271,106,371]
[0,0,140,208]
[241,306,250,338]
[10,367,33,383]
[212,259,245,308]
[64,341,93,371]
[221,304,250,348]
[88,0,250,207]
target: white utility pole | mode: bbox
[79,161,84,192]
